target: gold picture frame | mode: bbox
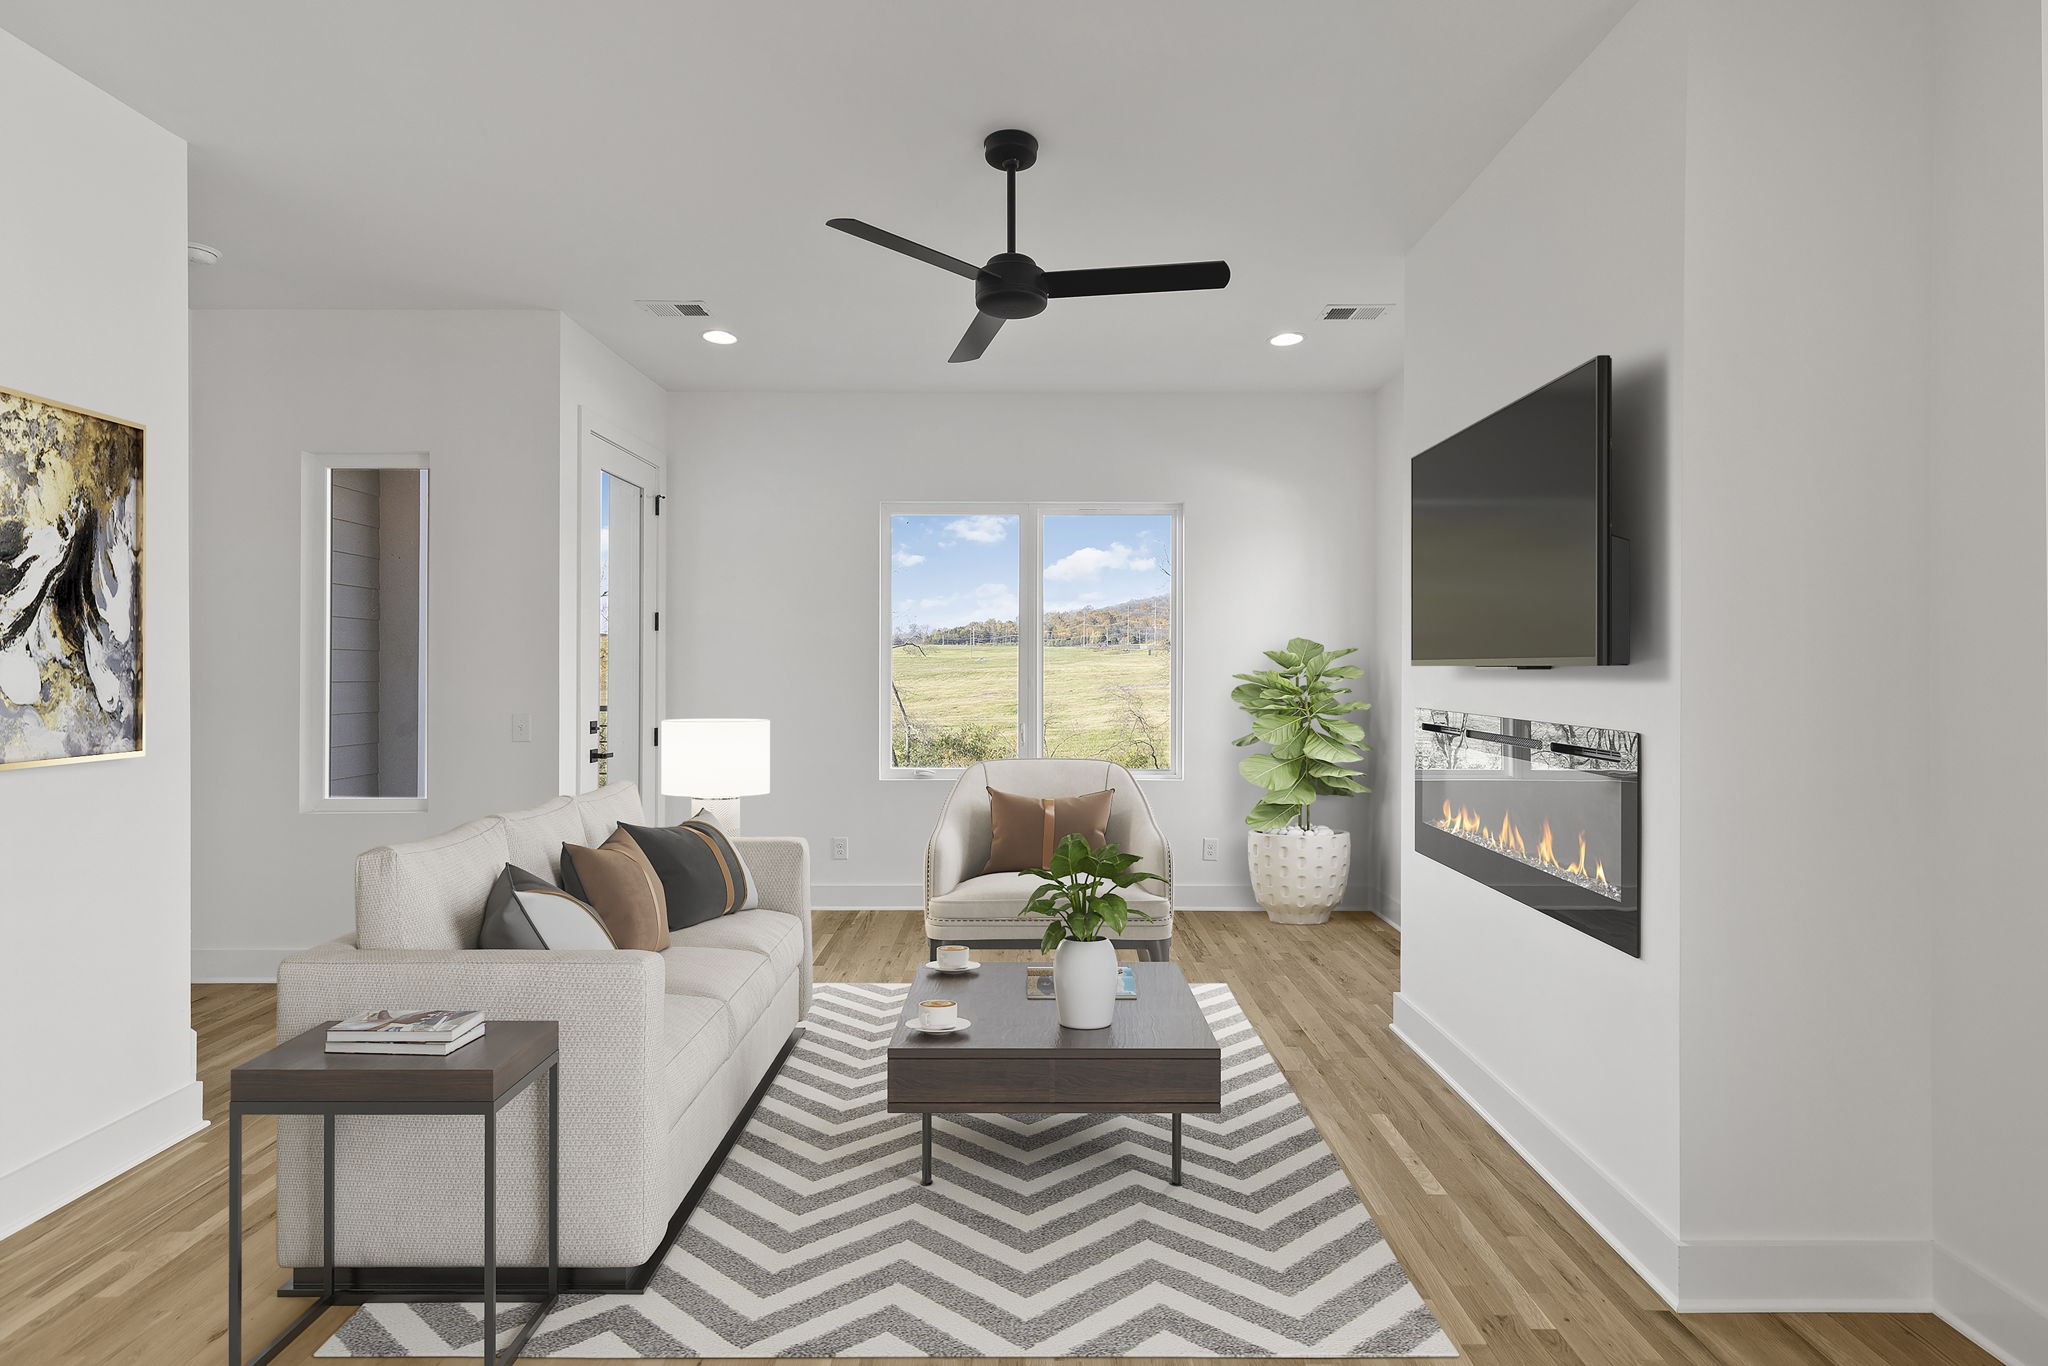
[0,386,145,771]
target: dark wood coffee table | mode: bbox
[228,1020,560,1366]
[886,963,1222,1186]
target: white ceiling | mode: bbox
[0,0,1627,392]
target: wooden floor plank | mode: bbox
[0,911,1994,1366]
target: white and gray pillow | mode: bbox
[477,864,617,950]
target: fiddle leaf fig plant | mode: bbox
[1232,637,1371,832]
[1020,835,1165,952]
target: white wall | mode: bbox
[0,29,200,1238]
[1388,0,1688,1282]
[1926,2,2048,1360]
[1674,0,1935,1301]
[1383,0,2040,1325]
[1367,378,1407,926]
[663,391,1378,910]
[190,311,568,977]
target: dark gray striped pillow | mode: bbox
[617,816,761,930]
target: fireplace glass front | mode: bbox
[1413,708,1641,955]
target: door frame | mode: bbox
[567,408,664,799]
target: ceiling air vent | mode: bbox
[636,300,712,318]
[1322,304,1390,321]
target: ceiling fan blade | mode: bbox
[827,218,983,280]
[1042,260,1232,299]
[948,312,1004,364]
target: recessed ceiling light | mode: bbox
[702,329,738,345]
[1269,332,1304,347]
[187,242,221,266]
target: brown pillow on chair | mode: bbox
[559,827,671,951]
[983,787,1114,875]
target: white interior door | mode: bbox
[578,423,662,796]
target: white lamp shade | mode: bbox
[661,718,770,797]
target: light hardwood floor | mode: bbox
[0,911,1993,1366]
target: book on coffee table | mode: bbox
[1024,964,1137,1000]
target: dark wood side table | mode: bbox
[886,964,1222,1186]
[228,1020,560,1366]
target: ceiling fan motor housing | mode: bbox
[975,253,1048,318]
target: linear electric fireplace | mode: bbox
[1414,709,1641,956]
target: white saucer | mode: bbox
[925,960,982,974]
[910,1017,972,1035]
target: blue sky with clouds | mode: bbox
[890,513,1172,629]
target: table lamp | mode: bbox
[661,718,770,834]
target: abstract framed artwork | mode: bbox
[0,387,144,771]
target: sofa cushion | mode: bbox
[500,795,584,883]
[929,870,1167,922]
[660,911,804,1041]
[574,780,647,845]
[659,993,731,1124]
[355,817,510,949]
[560,828,671,951]
[671,909,805,985]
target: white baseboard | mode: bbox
[1935,1242,2048,1366]
[808,883,1378,913]
[193,946,296,983]
[1390,992,1685,1302]
[1394,992,1949,1312]
[1372,890,1401,929]
[0,1080,206,1241]
[1674,1238,1931,1312]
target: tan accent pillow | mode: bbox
[559,828,671,951]
[982,787,1114,875]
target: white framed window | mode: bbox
[881,502,1181,779]
[299,452,429,812]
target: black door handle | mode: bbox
[588,748,614,763]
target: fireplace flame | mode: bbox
[1431,804,1617,899]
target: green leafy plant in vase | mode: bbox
[1020,835,1163,1029]
[1232,636,1370,924]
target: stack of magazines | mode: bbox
[326,1008,485,1056]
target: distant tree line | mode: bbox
[894,595,1170,648]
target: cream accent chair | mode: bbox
[925,759,1174,961]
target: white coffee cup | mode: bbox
[938,944,971,969]
[919,999,958,1031]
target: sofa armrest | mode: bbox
[272,936,672,1267]
[735,836,812,1014]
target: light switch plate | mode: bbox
[510,712,532,743]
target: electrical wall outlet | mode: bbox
[1201,837,1220,861]
[510,712,532,743]
[830,836,851,861]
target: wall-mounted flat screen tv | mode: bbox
[1411,356,1628,667]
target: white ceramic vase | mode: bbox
[1054,936,1118,1030]
[1248,825,1351,924]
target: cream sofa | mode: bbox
[273,782,810,1280]
[924,758,1174,961]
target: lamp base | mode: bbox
[688,797,744,835]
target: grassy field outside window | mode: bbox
[886,506,1178,773]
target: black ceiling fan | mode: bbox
[828,130,1231,363]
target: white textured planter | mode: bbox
[1248,826,1351,924]
[1054,936,1118,1029]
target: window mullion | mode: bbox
[1019,509,1045,759]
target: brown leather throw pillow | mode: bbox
[559,827,671,951]
[982,787,1114,875]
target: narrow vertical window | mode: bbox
[1041,512,1174,770]
[887,512,1021,768]
[302,455,428,811]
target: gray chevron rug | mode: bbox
[316,982,1453,1358]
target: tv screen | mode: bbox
[1411,357,1621,666]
